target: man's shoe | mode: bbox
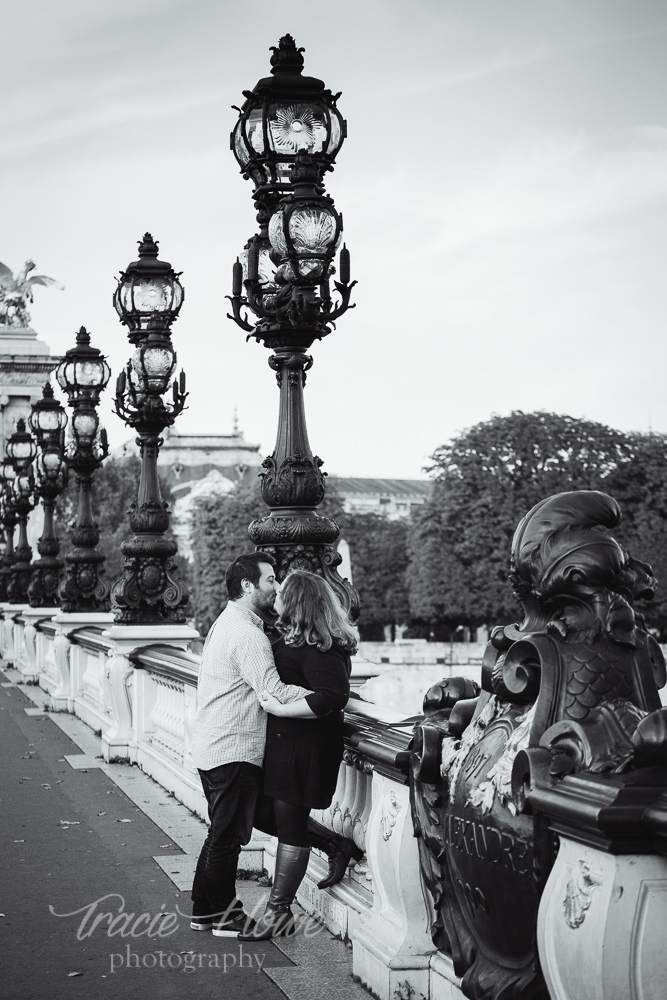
[212,910,255,938]
[190,915,214,931]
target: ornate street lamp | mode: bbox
[4,418,37,603]
[112,234,188,624]
[55,327,111,612]
[228,41,358,615]
[27,383,69,607]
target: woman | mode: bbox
[239,569,361,941]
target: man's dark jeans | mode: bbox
[191,761,262,918]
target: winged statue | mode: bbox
[0,259,64,329]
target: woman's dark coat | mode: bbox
[262,637,351,809]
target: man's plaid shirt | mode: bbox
[190,600,309,771]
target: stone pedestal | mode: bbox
[352,773,436,1000]
[538,838,667,1000]
[17,606,57,681]
[51,612,115,711]
[100,624,199,763]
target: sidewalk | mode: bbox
[0,666,370,1000]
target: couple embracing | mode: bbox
[190,551,363,941]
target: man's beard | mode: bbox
[250,589,275,615]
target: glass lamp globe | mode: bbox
[129,338,177,396]
[72,410,98,447]
[268,203,340,282]
[6,418,37,471]
[232,35,345,199]
[56,328,111,403]
[114,234,184,339]
[29,383,67,447]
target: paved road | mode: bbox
[0,671,359,1000]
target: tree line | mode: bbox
[53,411,667,641]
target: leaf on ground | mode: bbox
[67,972,82,977]
[14,839,25,843]
[97,812,106,816]
[117,819,132,824]
[160,844,172,848]
[59,821,80,826]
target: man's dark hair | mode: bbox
[226,551,276,600]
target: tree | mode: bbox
[407,411,637,631]
[341,513,410,640]
[607,433,667,639]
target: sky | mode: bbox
[2,0,667,479]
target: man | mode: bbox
[190,551,310,936]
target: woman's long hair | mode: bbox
[276,570,359,654]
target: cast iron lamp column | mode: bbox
[0,475,18,602]
[4,419,37,604]
[27,383,69,607]
[228,38,357,614]
[111,233,188,624]
[55,327,111,612]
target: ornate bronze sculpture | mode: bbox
[410,491,667,999]
[0,259,63,328]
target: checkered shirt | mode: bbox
[190,600,309,770]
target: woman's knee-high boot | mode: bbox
[237,843,310,941]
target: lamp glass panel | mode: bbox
[73,412,97,438]
[75,359,105,387]
[1,462,15,483]
[247,108,265,155]
[288,205,338,254]
[241,246,278,285]
[328,112,342,154]
[268,209,288,258]
[11,440,34,461]
[142,345,176,380]
[275,161,293,186]
[233,120,250,167]
[15,474,31,498]
[42,452,61,472]
[118,282,134,313]
[267,103,326,153]
[35,410,62,431]
[132,278,171,314]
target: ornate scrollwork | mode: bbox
[410,490,667,1000]
[259,452,327,508]
[110,533,188,624]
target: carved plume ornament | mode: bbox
[409,490,667,1000]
